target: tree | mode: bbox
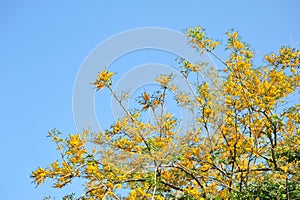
[31,26,300,199]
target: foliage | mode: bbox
[31,26,300,199]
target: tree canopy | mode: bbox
[32,26,300,199]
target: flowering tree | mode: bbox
[32,27,300,199]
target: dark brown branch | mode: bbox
[160,179,185,192]
[114,178,147,184]
[234,167,271,173]
[173,162,205,192]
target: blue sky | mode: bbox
[1,1,300,199]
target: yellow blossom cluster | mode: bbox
[186,26,220,51]
[93,69,114,90]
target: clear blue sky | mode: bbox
[1,1,300,199]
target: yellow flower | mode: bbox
[143,92,150,101]
[156,74,171,88]
[69,134,83,148]
[86,164,98,174]
[93,69,114,90]
[98,69,114,82]
[31,167,49,186]
[282,166,288,173]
